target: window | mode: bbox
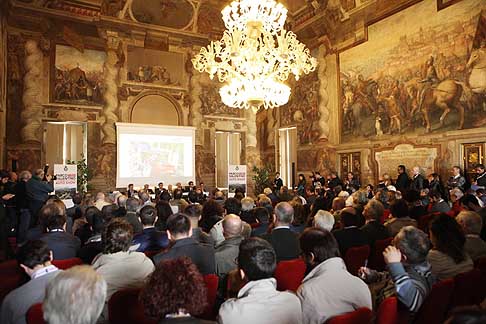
[277,127,297,188]
[215,131,242,188]
[43,122,87,166]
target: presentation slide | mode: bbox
[116,123,195,188]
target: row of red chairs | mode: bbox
[327,256,486,324]
[26,274,219,324]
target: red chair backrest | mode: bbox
[326,307,373,324]
[344,245,370,276]
[376,297,409,324]
[108,288,156,324]
[199,274,219,320]
[0,260,27,303]
[381,209,391,224]
[250,223,261,229]
[450,268,482,308]
[414,278,454,324]
[274,258,306,292]
[26,303,46,324]
[369,237,393,272]
[51,258,83,270]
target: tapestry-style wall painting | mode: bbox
[125,47,184,88]
[339,0,486,143]
[51,44,106,106]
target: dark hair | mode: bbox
[430,214,466,264]
[390,199,409,219]
[253,207,270,223]
[446,307,486,324]
[140,257,207,319]
[46,214,67,230]
[17,240,51,269]
[202,199,224,218]
[224,198,242,215]
[461,194,480,208]
[38,204,64,231]
[310,196,327,217]
[155,200,174,231]
[398,165,406,172]
[85,206,104,234]
[102,219,134,254]
[139,206,157,226]
[184,204,202,218]
[429,190,442,200]
[290,201,306,226]
[101,204,119,223]
[238,238,276,281]
[476,164,485,170]
[300,228,340,263]
[72,193,83,205]
[340,209,359,227]
[166,213,191,236]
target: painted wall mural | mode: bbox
[339,0,486,142]
[52,44,106,106]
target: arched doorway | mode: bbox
[129,92,181,125]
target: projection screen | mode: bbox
[116,123,196,188]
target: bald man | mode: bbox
[215,214,244,277]
[410,166,425,192]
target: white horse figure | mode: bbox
[467,47,486,95]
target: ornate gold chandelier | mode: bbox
[192,0,317,111]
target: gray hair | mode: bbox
[274,202,294,224]
[241,197,255,211]
[263,187,273,195]
[139,191,150,203]
[313,210,335,231]
[456,211,483,235]
[364,199,384,221]
[19,170,32,181]
[117,195,128,208]
[395,226,430,264]
[43,265,107,324]
[126,197,140,212]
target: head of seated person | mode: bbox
[237,237,276,282]
[17,240,54,277]
[139,205,157,229]
[102,219,134,254]
[274,202,294,227]
[429,214,467,264]
[340,207,358,228]
[166,213,192,241]
[393,226,430,265]
[300,228,340,270]
[43,265,106,324]
[140,257,207,320]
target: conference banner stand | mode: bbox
[228,165,247,197]
[53,164,77,208]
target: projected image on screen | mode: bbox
[116,123,195,188]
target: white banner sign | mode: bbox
[228,165,247,194]
[53,164,77,199]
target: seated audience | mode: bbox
[260,202,300,261]
[251,207,271,237]
[92,219,155,299]
[427,214,473,280]
[263,187,279,206]
[41,213,81,260]
[359,226,436,313]
[170,188,189,213]
[154,213,215,275]
[256,195,273,215]
[219,238,302,324]
[124,197,143,234]
[240,197,257,224]
[78,207,104,264]
[200,199,224,234]
[297,228,372,323]
[456,210,486,261]
[332,207,368,257]
[1,240,60,324]
[132,205,169,252]
[313,210,335,231]
[429,190,451,213]
[140,257,213,324]
[215,214,244,277]
[184,204,213,245]
[26,204,57,242]
[139,191,154,208]
[155,199,174,231]
[290,200,307,233]
[361,200,390,246]
[384,199,417,237]
[43,265,106,324]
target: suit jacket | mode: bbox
[447,175,466,192]
[332,227,368,257]
[361,221,390,247]
[215,236,244,277]
[132,227,169,252]
[251,223,269,237]
[396,173,410,192]
[476,172,486,188]
[153,237,215,275]
[0,269,59,324]
[25,177,53,203]
[40,230,81,260]
[464,235,486,261]
[191,228,214,246]
[260,227,300,261]
[410,174,425,192]
[430,200,451,213]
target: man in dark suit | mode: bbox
[361,200,390,247]
[40,212,81,260]
[332,207,368,257]
[396,165,410,193]
[273,172,283,192]
[127,183,137,198]
[260,202,300,261]
[474,164,486,189]
[26,169,54,224]
[131,205,169,252]
[410,166,426,192]
[154,213,215,275]
[429,190,451,213]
